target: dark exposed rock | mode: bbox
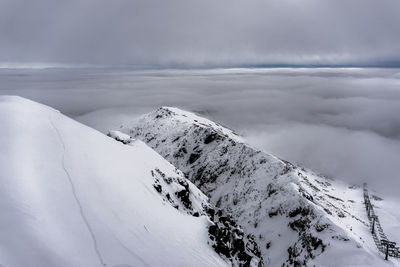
[326,194,344,202]
[204,133,219,144]
[337,211,346,218]
[289,207,311,218]
[107,131,133,144]
[287,232,325,266]
[289,218,311,232]
[268,208,280,218]
[173,147,187,158]
[302,192,314,202]
[176,189,191,209]
[267,183,277,197]
[175,179,192,209]
[287,207,325,265]
[331,235,350,241]
[315,223,329,232]
[372,195,383,201]
[206,207,263,267]
[188,153,200,164]
[207,208,215,220]
[150,168,198,216]
[323,208,332,215]
[153,184,162,193]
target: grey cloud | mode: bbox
[1,0,400,66]
[246,122,400,194]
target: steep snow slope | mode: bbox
[121,107,399,266]
[0,97,229,267]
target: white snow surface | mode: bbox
[122,106,400,266]
[0,96,227,267]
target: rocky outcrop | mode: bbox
[207,207,263,267]
[108,130,263,266]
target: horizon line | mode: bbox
[1,62,400,70]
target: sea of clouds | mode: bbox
[1,67,400,197]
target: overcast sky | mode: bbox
[1,0,400,66]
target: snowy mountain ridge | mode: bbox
[120,106,398,266]
[106,130,263,267]
[0,97,232,267]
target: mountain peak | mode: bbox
[128,106,244,143]
[121,106,391,266]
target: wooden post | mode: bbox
[381,240,396,260]
[371,215,377,234]
[386,244,389,260]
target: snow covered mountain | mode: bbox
[0,97,264,267]
[120,106,399,266]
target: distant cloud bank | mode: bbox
[1,67,400,197]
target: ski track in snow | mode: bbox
[49,115,107,267]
